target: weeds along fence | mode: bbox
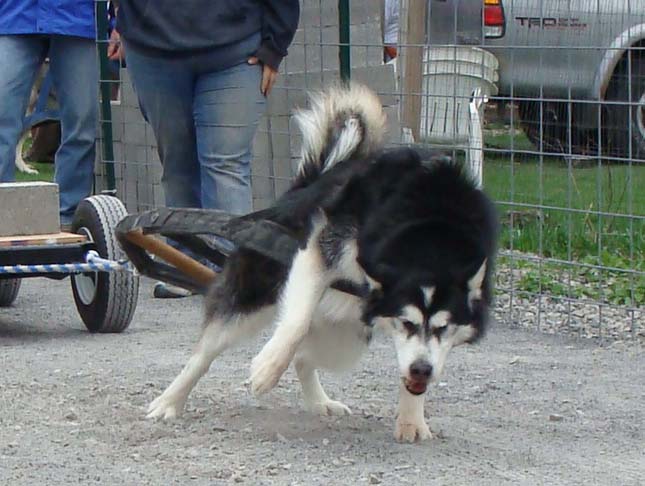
[95,0,643,341]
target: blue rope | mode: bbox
[0,251,132,276]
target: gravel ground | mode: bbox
[2,278,644,485]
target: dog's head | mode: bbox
[362,259,489,395]
[359,216,494,395]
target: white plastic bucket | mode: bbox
[420,47,499,144]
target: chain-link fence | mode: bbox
[95,0,643,341]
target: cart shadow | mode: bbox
[0,315,88,341]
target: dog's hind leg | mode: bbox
[394,383,432,442]
[250,222,329,396]
[147,308,272,420]
[294,355,351,416]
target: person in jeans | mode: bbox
[0,0,97,229]
[109,1,300,298]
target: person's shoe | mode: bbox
[153,282,194,299]
[60,222,73,233]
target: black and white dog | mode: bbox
[147,83,498,442]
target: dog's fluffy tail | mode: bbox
[293,82,386,186]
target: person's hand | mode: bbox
[247,57,278,96]
[108,29,124,61]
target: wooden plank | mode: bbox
[0,232,87,248]
[401,0,427,141]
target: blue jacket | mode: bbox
[0,0,96,39]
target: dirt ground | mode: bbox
[1,278,644,485]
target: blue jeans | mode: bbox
[124,44,266,216]
[0,35,97,224]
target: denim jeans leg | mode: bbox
[48,36,98,223]
[194,62,266,215]
[0,36,47,183]
[123,44,201,209]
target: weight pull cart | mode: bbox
[114,207,301,296]
[0,195,298,334]
[0,195,138,333]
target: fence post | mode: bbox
[401,0,427,141]
[338,0,351,82]
[95,0,116,193]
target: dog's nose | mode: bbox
[409,360,433,380]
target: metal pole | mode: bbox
[338,0,351,82]
[95,0,116,193]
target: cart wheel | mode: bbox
[70,195,139,333]
[0,278,21,307]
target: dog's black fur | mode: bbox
[148,83,498,442]
[207,147,497,337]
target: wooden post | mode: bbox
[401,0,428,141]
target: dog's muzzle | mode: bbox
[404,359,432,395]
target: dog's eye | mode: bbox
[432,325,448,338]
[401,320,418,335]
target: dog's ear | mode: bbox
[359,259,398,291]
[467,259,487,293]
[361,287,396,326]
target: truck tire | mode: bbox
[518,100,595,156]
[0,278,21,307]
[603,50,645,160]
[70,195,139,333]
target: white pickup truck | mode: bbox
[428,0,645,158]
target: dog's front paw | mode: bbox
[146,394,185,420]
[394,419,433,442]
[250,345,292,396]
[306,399,352,416]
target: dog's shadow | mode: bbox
[186,401,396,446]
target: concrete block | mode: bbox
[251,154,272,180]
[252,197,274,211]
[119,68,139,108]
[272,154,295,179]
[144,123,158,147]
[124,143,148,166]
[251,174,276,200]
[123,105,146,125]
[110,112,126,143]
[288,23,383,73]
[152,184,165,210]
[123,120,147,145]
[384,105,403,145]
[146,145,161,166]
[299,0,381,28]
[272,176,293,198]
[0,182,60,236]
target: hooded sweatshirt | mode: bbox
[116,0,300,70]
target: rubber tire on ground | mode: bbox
[518,100,597,156]
[0,278,21,307]
[603,50,645,160]
[71,195,139,333]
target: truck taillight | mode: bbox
[484,0,505,38]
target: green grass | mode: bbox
[483,128,644,305]
[14,137,55,183]
[15,161,55,183]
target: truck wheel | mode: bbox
[604,50,645,160]
[0,278,21,307]
[70,195,139,333]
[518,101,594,155]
